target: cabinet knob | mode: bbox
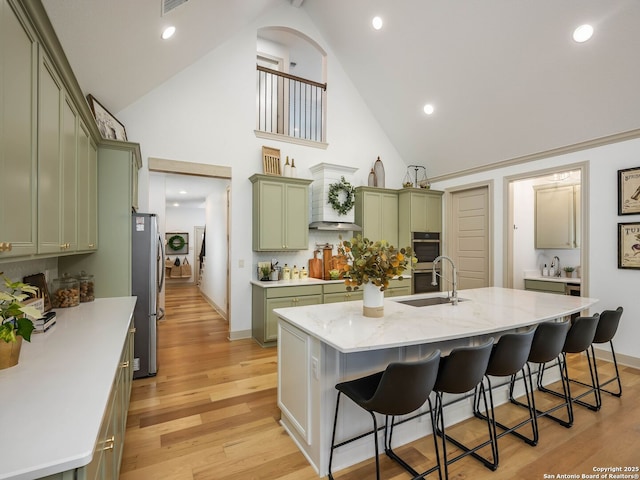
[121,361,130,368]
[129,327,136,334]
[102,435,115,451]
[88,243,95,248]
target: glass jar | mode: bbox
[76,271,95,303]
[50,275,80,308]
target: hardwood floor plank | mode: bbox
[122,285,640,479]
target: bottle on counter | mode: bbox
[50,274,80,308]
[283,156,292,177]
[290,158,297,178]
[542,264,549,276]
[292,265,300,280]
[282,264,291,280]
[300,266,308,279]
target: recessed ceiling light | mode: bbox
[173,202,179,207]
[372,16,383,30]
[573,24,593,43]
[423,104,435,115]
[162,26,176,40]
[179,190,187,194]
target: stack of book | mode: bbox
[23,297,56,333]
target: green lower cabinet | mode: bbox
[384,278,412,297]
[323,282,363,304]
[523,279,566,295]
[252,284,323,347]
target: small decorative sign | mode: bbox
[618,222,640,269]
[618,166,640,215]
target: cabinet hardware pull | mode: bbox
[102,436,115,451]
[129,327,136,334]
[121,361,130,368]
[89,243,95,248]
[0,242,6,252]
[5,242,11,251]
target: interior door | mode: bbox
[448,186,490,290]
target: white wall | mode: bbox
[118,3,408,337]
[165,206,205,283]
[432,136,640,362]
[200,184,230,317]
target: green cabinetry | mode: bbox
[323,282,363,304]
[76,121,98,252]
[354,187,399,247]
[0,0,38,258]
[252,284,323,346]
[523,279,566,295]
[384,278,412,297]
[398,189,443,247]
[250,174,312,251]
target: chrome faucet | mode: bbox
[551,256,560,277]
[432,255,458,305]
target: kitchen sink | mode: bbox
[397,296,466,307]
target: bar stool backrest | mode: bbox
[593,307,623,344]
[563,314,600,354]
[364,349,441,416]
[527,320,570,364]
[434,339,494,394]
[486,328,536,377]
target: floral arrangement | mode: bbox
[339,235,415,291]
[0,277,42,343]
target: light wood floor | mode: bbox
[121,285,640,480]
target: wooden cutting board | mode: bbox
[309,250,323,279]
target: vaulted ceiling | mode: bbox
[43,0,640,178]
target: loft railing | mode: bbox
[256,65,327,143]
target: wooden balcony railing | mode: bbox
[257,65,327,143]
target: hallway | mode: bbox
[120,285,640,479]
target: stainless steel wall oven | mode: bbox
[412,232,442,293]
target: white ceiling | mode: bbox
[42,0,640,178]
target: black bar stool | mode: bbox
[472,327,538,468]
[328,350,442,480]
[538,314,600,412]
[509,319,572,428]
[570,307,623,407]
[432,339,495,480]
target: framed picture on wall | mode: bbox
[166,232,189,255]
[618,222,640,269]
[618,166,640,215]
[87,94,128,141]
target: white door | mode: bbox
[448,186,490,290]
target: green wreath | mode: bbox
[328,176,356,215]
[167,234,186,251]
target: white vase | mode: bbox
[362,282,384,318]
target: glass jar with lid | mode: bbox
[50,274,80,308]
[76,271,95,303]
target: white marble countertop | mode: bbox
[524,275,581,284]
[0,297,136,480]
[274,287,597,353]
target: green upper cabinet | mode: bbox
[534,184,580,249]
[398,188,443,247]
[37,51,64,254]
[61,94,78,252]
[250,174,312,251]
[354,187,398,247]
[77,120,98,252]
[0,0,38,258]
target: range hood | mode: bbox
[308,221,362,231]
[309,163,361,232]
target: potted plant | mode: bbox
[0,276,42,369]
[339,235,414,317]
[563,266,575,278]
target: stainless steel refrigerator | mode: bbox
[131,213,165,378]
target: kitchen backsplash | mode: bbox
[0,257,59,286]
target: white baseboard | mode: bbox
[593,347,640,369]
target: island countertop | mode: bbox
[274,287,598,353]
[0,297,136,480]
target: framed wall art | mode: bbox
[87,94,128,141]
[618,222,640,269]
[166,232,189,255]
[618,166,640,215]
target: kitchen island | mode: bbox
[274,287,598,477]
[0,297,136,480]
